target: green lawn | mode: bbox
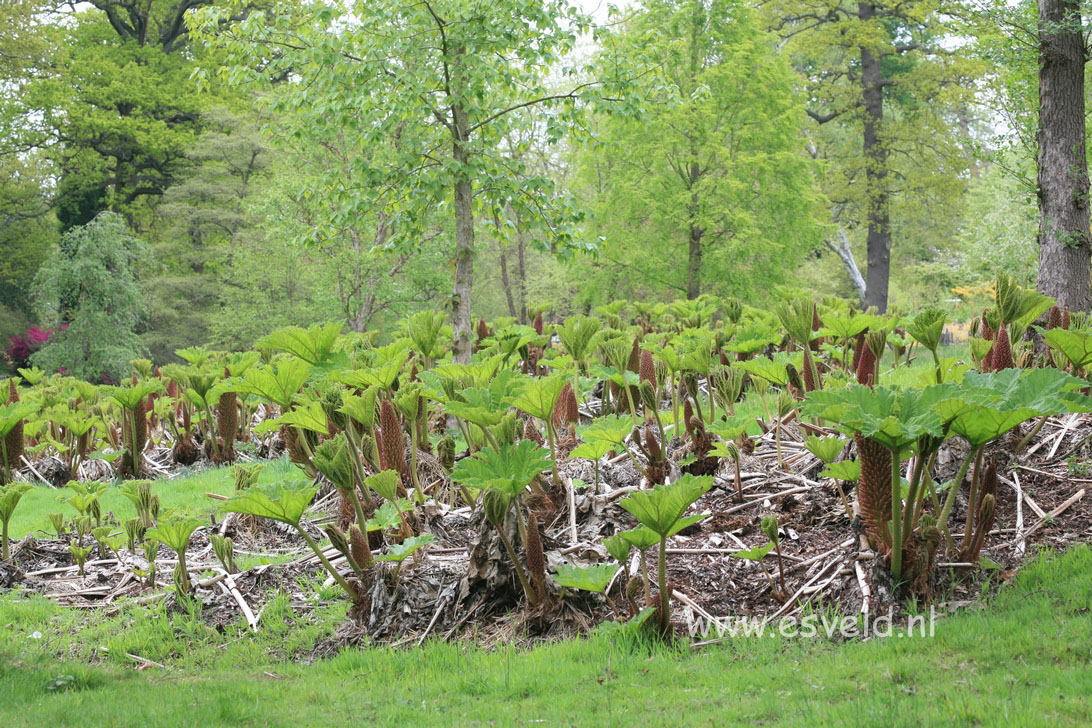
[1,544,1089,726]
[8,457,299,540]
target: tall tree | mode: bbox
[579,0,824,301]
[1036,0,1091,311]
[195,0,604,362]
[768,0,980,312]
[31,212,149,382]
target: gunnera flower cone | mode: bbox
[854,432,892,551]
[989,323,1014,371]
[4,379,24,476]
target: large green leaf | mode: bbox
[146,516,203,554]
[107,380,162,411]
[1044,328,1092,371]
[0,483,33,523]
[620,526,659,550]
[338,386,380,428]
[255,401,329,436]
[257,322,344,365]
[946,369,1091,447]
[449,440,552,498]
[221,481,318,527]
[444,370,526,428]
[820,460,861,482]
[230,359,312,408]
[817,311,875,341]
[907,308,947,352]
[801,384,944,453]
[554,563,620,593]
[335,359,404,392]
[581,414,635,446]
[738,354,800,387]
[569,440,614,461]
[312,438,355,491]
[366,470,402,502]
[512,374,567,422]
[376,533,435,563]
[618,475,712,539]
[804,435,846,464]
[0,403,35,438]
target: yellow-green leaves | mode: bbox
[907,308,948,354]
[376,533,435,564]
[618,475,712,539]
[313,438,355,492]
[230,359,311,409]
[555,563,620,594]
[449,440,552,499]
[366,470,402,502]
[804,435,846,463]
[512,374,567,422]
[1044,328,1092,371]
[802,384,944,454]
[146,516,202,555]
[256,322,344,366]
[221,481,318,528]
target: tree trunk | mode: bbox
[516,234,528,324]
[452,173,474,363]
[451,50,475,364]
[859,1,891,313]
[1037,0,1092,312]
[499,246,518,319]
[687,223,702,300]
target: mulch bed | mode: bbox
[4,413,1090,652]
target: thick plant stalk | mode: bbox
[899,452,927,553]
[216,383,238,461]
[296,525,361,604]
[937,445,979,549]
[544,418,561,487]
[492,513,538,606]
[525,513,546,601]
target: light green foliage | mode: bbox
[820,460,861,482]
[618,475,712,539]
[375,533,435,565]
[1045,328,1092,371]
[229,360,312,409]
[449,441,552,498]
[554,563,620,593]
[581,414,636,447]
[256,323,344,366]
[195,0,603,362]
[577,0,824,300]
[802,384,945,453]
[30,214,149,383]
[804,435,846,464]
[365,471,402,503]
[221,481,318,528]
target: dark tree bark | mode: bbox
[1036,0,1092,312]
[687,220,703,300]
[859,1,891,313]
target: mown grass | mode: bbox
[1,544,1089,727]
[8,457,299,540]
